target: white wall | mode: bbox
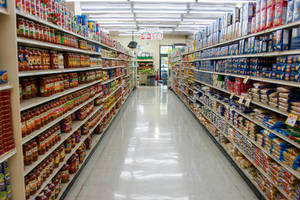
[112,35,187,70]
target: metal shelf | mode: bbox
[189,49,300,61]
[16,10,133,56]
[18,66,103,77]
[181,19,300,56]
[193,79,291,117]
[196,70,300,88]
[102,74,124,85]
[101,66,127,70]
[198,98,300,181]
[21,92,103,144]
[20,79,103,111]
[17,38,101,55]
[0,149,16,163]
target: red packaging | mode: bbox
[256,11,262,32]
[261,0,267,9]
[261,8,267,30]
[274,0,287,26]
[267,0,275,7]
[267,6,275,28]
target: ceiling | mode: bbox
[66,0,255,36]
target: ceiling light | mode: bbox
[139,24,177,27]
[183,18,216,22]
[81,10,132,14]
[134,10,187,14]
[189,10,230,14]
[131,0,195,2]
[134,4,187,9]
[100,24,136,27]
[95,21,135,24]
[180,21,210,25]
[89,14,134,18]
[196,0,255,2]
[136,13,180,18]
[119,33,140,36]
[90,18,134,21]
[136,18,181,22]
[175,29,197,32]
[66,0,128,1]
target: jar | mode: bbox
[23,143,32,165]
[31,141,38,162]
[61,164,69,183]
[58,145,65,162]
[25,177,31,199]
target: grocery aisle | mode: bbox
[64,87,258,200]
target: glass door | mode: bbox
[159,45,172,84]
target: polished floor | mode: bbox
[64,87,258,200]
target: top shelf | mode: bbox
[15,10,133,57]
[182,20,300,56]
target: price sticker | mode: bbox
[285,114,298,127]
[238,96,245,104]
[243,76,250,84]
[245,98,251,107]
[230,93,234,99]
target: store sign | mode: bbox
[141,31,163,40]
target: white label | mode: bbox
[230,93,234,99]
[243,76,250,84]
[245,99,251,107]
[285,114,298,127]
[238,96,245,104]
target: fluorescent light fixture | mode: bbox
[189,10,230,14]
[107,29,137,31]
[136,18,181,22]
[183,18,216,22]
[134,4,187,9]
[90,18,134,21]
[81,5,131,10]
[81,10,132,14]
[131,0,195,2]
[136,13,180,18]
[139,24,177,27]
[119,33,140,36]
[178,24,207,28]
[180,21,210,25]
[134,10,187,14]
[89,14,134,18]
[66,0,128,1]
[196,0,255,2]
[95,21,135,24]
[100,24,136,27]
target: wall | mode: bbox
[112,34,187,70]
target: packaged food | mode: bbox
[267,6,275,28]
[287,0,294,23]
[293,0,300,21]
[274,29,291,51]
[0,71,8,84]
[290,28,300,50]
[274,0,288,26]
[261,8,267,30]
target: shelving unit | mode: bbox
[170,14,300,197]
[0,1,137,199]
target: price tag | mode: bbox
[238,96,245,104]
[285,114,298,127]
[245,98,251,107]
[230,93,234,99]
[243,76,250,84]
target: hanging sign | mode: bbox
[141,31,163,40]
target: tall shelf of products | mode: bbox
[171,1,300,200]
[0,1,136,200]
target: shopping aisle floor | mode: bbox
[64,87,258,200]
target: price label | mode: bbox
[230,93,234,99]
[238,96,245,104]
[245,99,251,107]
[243,76,250,84]
[285,114,298,127]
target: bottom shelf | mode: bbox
[57,88,134,200]
[172,89,267,200]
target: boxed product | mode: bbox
[287,0,294,23]
[273,29,291,51]
[293,0,300,21]
[261,8,268,30]
[290,27,300,50]
[274,0,288,26]
[267,6,275,28]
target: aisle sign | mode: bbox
[285,114,298,127]
[141,31,163,40]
